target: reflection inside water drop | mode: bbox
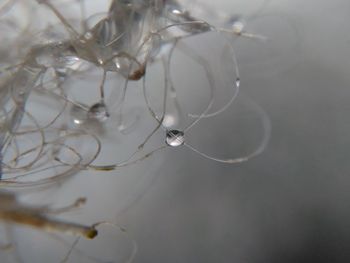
[88,102,110,121]
[70,104,87,125]
[166,130,185,147]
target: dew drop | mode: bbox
[232,20,245,35]
[84,31,93,40]
[166,130,185,147]
[226,16,245,34]
[88,102,109,121]
[236,77,240,88]
[58,55,85,71]
[70,104,87,125]
[171,8,182,16]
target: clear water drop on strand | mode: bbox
[88,102,110,122]
[166,130,185,147]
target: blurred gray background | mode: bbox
[114,0,350,262]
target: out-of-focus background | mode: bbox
[3,0,350,262]
[115,1,350,262]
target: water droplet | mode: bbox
[166,130,185,147]
[114,56,130,72]
[226,16,245,34]
[88,102,109,121]
[74,119,83,125]
[171,8,182,16]
[84,31,93,40]
[232,20,245,35]
[236,78,240,88]
[70,104,87,125]
[59,55,85,71]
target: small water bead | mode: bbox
[70,104,88,125]
[84,31,93,40]
[232,20,245,35]
[235,77,240,88]
[113,56,145,80]
[88,102,110,121]
[226,16,245,33]
[165,130,185,147]
[165,1,211,34]
[58,55,86,71]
